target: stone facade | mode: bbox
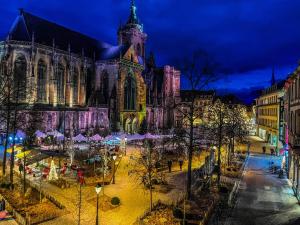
[0,2,182,135]
[255,83,284,148]
[145,65,181,130]
[284,70,300,200]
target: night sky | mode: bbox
[1,0,300,103]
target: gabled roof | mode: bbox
[7,10,129,60]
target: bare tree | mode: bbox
[0,54,28,178]
[207,99,230,185]
[130,139,161,211]
[226,104,251,165]
[174,50,219,199]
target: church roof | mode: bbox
[7,9,129,60]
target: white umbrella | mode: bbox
[127,133,144,141]
[143,133,157,139]
[35,130,47,138]
[90,134,103,142]
[73,134,88,142]
[47,130,64,138]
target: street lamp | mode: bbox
[95,183,102,225]
[125,138,127,156]
[112,155,117,184]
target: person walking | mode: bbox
[178,159,184,171]
[167,160,173,173]
[262,146,266,154]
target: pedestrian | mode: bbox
[178,159,183,171]
[271,148,274,156]
[167,160,172,173]
[262,146,266,154]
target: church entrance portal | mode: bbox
[124,117,138,134]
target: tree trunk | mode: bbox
[3,111,10,176]
[187,106,194,199]
[217,108,223,186]
[10,85,20,185]
[23,154,26,194]
[2,87,11,176]
[227,144,230,166]
[148,144,153,211]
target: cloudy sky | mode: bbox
[1,0,300,101]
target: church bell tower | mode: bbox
[118,0,147,63]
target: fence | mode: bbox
[0,192,27,225]
[16,172,65,209]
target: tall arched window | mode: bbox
[55,63,65,103]
[124,72,136,110]
[73,68,79,105]
[86,68,93,101]
[14,55,27,101]
[100,71,109,104]
[37,59,47,103]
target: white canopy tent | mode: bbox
[35,130,47,138]
[72,134,88,142]
[90,134,103,142]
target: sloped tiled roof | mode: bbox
[7,10,129,60]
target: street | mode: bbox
[227,154,300,225]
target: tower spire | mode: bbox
[271,66,276,85]
[128,0,139,25]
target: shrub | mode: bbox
[0,183,11,189]
[151,179,159,185]
[173,207,183,219]
[111,197,120,205]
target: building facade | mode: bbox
[255,83,284,148]
[179,90,215,128]
[284,70,300,200]
[144,60,181,131]
[0,2,179,135]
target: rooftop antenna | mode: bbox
[271,66,276,86]
[18,8,24,15]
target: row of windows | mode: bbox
[258,118,277,129]
[288,77,300,102]
[258,107,278,117]
[288,110,300,135]
[194,100,210,107]
[257,95,278,105]
[13,55,86,105]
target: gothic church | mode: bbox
[0,1,181,134]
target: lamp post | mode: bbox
[125,138,127,156]
[112,155,117,184]
[95,183,102,225]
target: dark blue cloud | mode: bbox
[1,0,299,91]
